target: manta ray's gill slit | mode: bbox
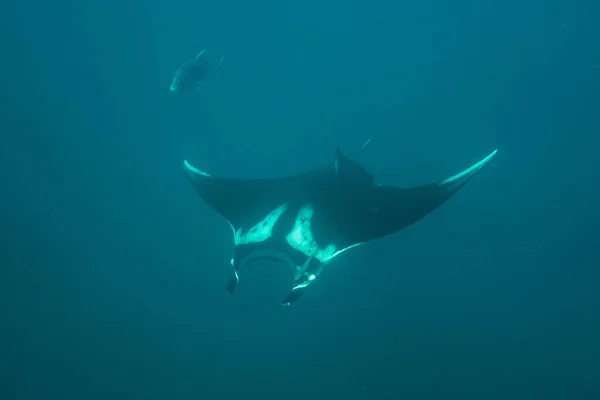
[234,203,288,245]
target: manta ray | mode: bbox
[170,49,224,92]
[184,147,497,306]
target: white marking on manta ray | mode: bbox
[441,149,498,185]
[292,273,318,291]
[285,204,363,264]
[234,203,288,245]
[226,221,235,236]
[183,160,212,178]
[327,242,363,260]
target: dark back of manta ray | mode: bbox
[314,150,380,245]
[175,59,212,92]
[335,148,374,186]
[320,150,460,247]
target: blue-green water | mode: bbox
[1,0,599,398]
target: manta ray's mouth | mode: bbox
[250,256,288,264]
[234,249,319,306]
[236,249,298,280]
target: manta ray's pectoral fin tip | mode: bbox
[225,271,239,294]
[282,287,305,307]
[183,159,213,179]
[440,148,498,187]
[215,54,224,71]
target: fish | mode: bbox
[183,147,498,305]
[170,49,224,92]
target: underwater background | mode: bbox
[1,0,599,398]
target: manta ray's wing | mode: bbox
[183,149,497,306]
[332,149,498,245]
[183,160,326,231]
[195,49,206,60]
